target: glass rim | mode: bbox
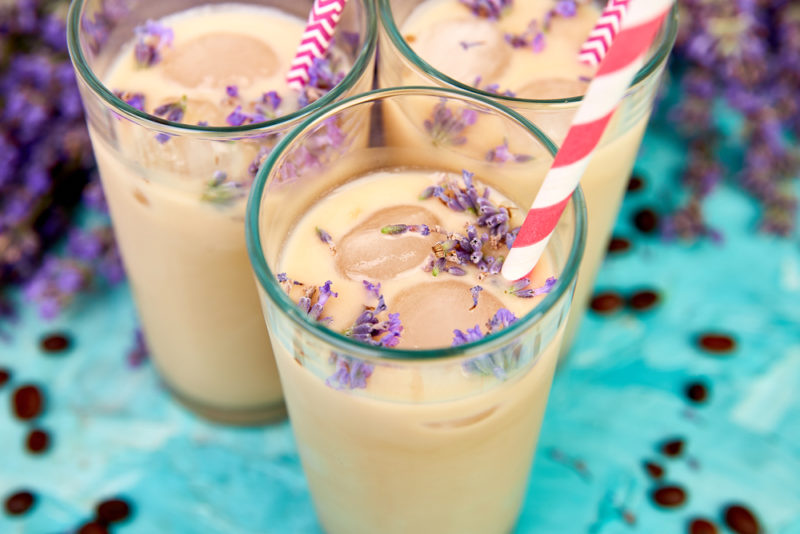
[66,0,378,136]
[245,86,587,363]
[377,0,679,106]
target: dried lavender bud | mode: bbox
[469,285,483,310]
[506,277,557,298]
[424,100,477,146]
[486,139,533,163]
[326,353,374,390]
[316,227,337,254]
[381,224,431,236]
[345,284,403,347]
[459,0,512,20]
[134,20,173,68]
[201,171,246,204]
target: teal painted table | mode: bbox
[1,122,799,534]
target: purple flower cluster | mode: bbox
[201,171,246,204]
[503,1,577,54]
[326,352,374,390]
[459,0,512,20]
[0,0,127,321]
[133,20,173,67]
[423,100,478,146]
[298,56,346,109]
[298,281,338,324]
[454,308,520,379]
[667,0,800,237]
[506,276,558,298]
[344,281,403,348]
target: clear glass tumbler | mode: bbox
[247,87,587,534]
[67,0,377,424]
[377,0,678,354]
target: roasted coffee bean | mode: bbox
[724,504,761,534]
[651,485,687,508]
[608,237,631,254]
[590,292,625,314]
[77,522,109,534]
[4,491,35,516]
[688,518,718,534]
[96,498,132,524]
[628,174,645,192]
[698,333,736,354]
[40,333,71,353]
[629,290,660,311]
[633,208,659,234]
[643,461,664,479]
[0,368,10,388]
[12,384,44,420]
[661,438,685,458]
[26,429,50,454]
[685,381,710,404]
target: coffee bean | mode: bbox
[4,490,35,516]
[96,498,131,524]
[26,429,50,454]
[0,368,10,388]
[685,381,710,404]
[633,208,659,234]
[651,485,687,508]
[590,292,625,314]
[628,174,645,192]
[688,518,718,534]
[724,504,761,534]
[40,333,71,353]
[629,290,660,311]
[77,522,109,534]
[12,384,44,420]
[608,237,631,254]
[661,438,685,457]
[698,333,736,354]
[643,461,664,479]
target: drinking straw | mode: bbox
[501,0,674,282]
[579,0,631,66]
[287,0,349,90]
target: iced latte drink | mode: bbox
[378,0,677,352]
[68,0,376,423]
[247,88,586,533]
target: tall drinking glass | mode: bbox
[67,0,376,424]
[247,87,586,533]
[377,0,677,354]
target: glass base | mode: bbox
[166,385,287,426]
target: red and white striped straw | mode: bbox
[579,0,631,66]
[501,0,673,282]
[286,0,349,90]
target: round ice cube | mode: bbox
[390,280,504,350]
[411,18,510,85]
[336,205,441,281]
[162,33,278,89]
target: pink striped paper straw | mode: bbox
[286,0,349,90]
[501,0,674,282]
[579,0,631,67]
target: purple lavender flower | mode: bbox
[470,285,483,310]
[263,91,282,111]
[452,325,485,346]
[127,328,149,368]
[298,280,338,323]
[506,277,558,298]
[458,308,520,379]
[381,224,431,236]
[553,1,577,18]
[153,97,186,122]
[316,227,337,254]
[134,20,173,67]
[326,353,374,390]
[201,170,246,204]
[114,90,146,111]
[486,308,518,334]
[226,85,239,98]
[345,285,403,347]
[424,100,478,146]
[459,0,511,20]
[486,139,533,163]
[459,40,486,50]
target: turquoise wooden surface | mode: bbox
[1,122,799,533]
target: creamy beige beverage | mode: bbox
[81,2,362,422]
[383,0,669,351]
[272,168,562,533]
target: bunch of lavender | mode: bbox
[665,0,800,239]
[1,0,124,320]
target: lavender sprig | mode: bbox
[298,280,338,324]
[381,224,431,236]
[470,285,483,310]
[326,353,374,390]
[506,277,558,298]
[316,227,337,254]
[201,171,246,204]
[455,308,520,380]
[486,139,533,164]
[153,96,187,122]
[133,20,173,68]
[459,0,512,20]
[424,100,478,146]
[345,282,403,347]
